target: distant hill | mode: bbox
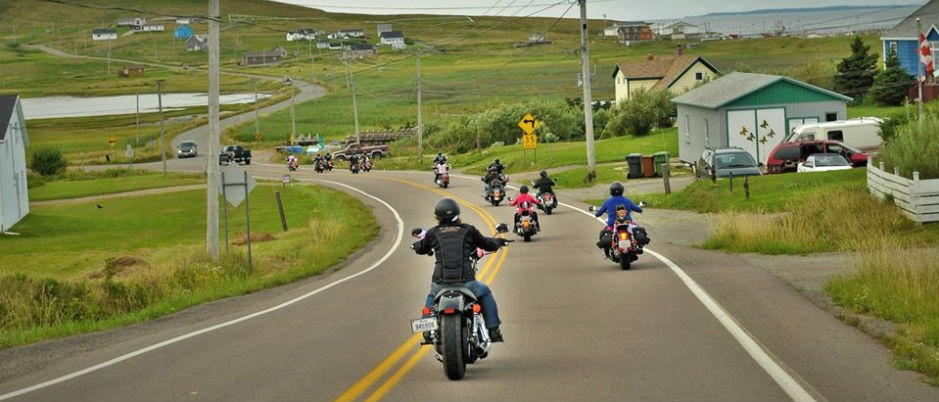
[694,4,920,18]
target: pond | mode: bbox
[21,93,271,120]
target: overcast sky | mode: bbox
[269,0,924,21]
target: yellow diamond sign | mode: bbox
[518,113,541,135]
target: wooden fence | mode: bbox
[867,161,939,223]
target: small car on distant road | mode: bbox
[176,141,198,158]
[797,153,853,173]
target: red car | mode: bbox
[764,139,869,174]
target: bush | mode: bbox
[878,111,939,179]
[29,147,68,176]
[605,88,675,136]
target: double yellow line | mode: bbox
[334,177,510,402]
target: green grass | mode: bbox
[27,169,206,201]
[1,180,377,347]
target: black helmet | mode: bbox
[494,158,500,164]
[610,182,624,196]
[437,152,443,157]
[434,198,460,222]
[539,170,548,178]
[520,185,529,193]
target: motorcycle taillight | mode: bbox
[619,232,628,240]
[422,306,432,316]
[472,304,481,314]
[443,308,457,314]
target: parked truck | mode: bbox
[219,145,252,165]
[331,143,390,160]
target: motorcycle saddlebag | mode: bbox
[634,227,650,245]
[598,232,612,248]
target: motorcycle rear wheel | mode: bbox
[441,314,467,380]
[619,253,632,270]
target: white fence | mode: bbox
[867,161,939,223]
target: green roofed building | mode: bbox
[671,71,852,165]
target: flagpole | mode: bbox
[918,18,923,120]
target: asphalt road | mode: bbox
[2,162,936,402]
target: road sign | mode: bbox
[518,113,541,135]
[108,137,117,147]
[522,133,537,149]
[219,163,257,207]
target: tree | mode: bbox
[30,147,68,176]
[869,50,912,106]
[604,89,675,137]
[833,36,878,101]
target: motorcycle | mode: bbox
[409,224,512,380]
[314,159,326,173]
[486,183,505,206]
[362,158,372,172]
[350,162,360,174]
[529,179,559,215]
[589,204,650,270]
[513,201,538,242]
[287,159,299,172]
[435,171,450,188]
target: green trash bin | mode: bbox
[653,151,670,177]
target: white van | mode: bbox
[786,117,883,152]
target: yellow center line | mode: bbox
[334,176,511,402]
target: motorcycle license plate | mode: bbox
[618,240,630,250]
[410,317,438,333]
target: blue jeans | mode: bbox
[425,281,501,329]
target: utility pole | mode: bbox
[352,74,360,145]
[417,49,423,162]
[917,18,924,121]
[207,0,221,259]
[254,79,260,139]
[290,77,296,144]
[579,0,597,181]
[157,80,166,176]
[135,92,140,145]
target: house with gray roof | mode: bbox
[0,94,29,232]
[671,72,851,165]
[881,0,939,79]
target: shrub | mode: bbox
[605,88,675,137]
[29,147,68,176]
[878,111,939,179]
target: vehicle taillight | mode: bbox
[443,308,457,314]
[619,232,628,240]
[422,306,432,316]
[472,305,481,314]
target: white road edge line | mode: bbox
[0,180,403,401]
[571,206,817,402]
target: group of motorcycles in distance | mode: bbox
[286,153,374,174]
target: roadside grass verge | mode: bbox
[825,238,939,386]
[0,183,376,348]
[27,169,206,201]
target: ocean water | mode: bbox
[650,6,920,37]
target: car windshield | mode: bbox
[715,153,755,168]
[180,141,195,148]
[813,154,849,166]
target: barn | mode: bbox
[0,94,29,233]
[671,72,852,165]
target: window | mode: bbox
[827,130,843,142]
[825,112,837,121]
[695,72,703,81]
[889,42,898,56]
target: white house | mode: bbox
[0,94,30,233]
[287,28,315,42]
[92,28,117,41]
[380,31,406,49]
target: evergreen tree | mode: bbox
[833,36,877,101]
[869,50,912,106]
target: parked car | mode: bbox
[176,141,198,158]
[765,139,869,174]
[797,153,853,173]
[695,147,762,179]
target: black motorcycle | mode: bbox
[410,224,511,380]
[589,204,650,270]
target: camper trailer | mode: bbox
[786,117,882,152]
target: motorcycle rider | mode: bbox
[434,160,450,183]
[312,153,324,172]
[349,153,360,173]
[433,152,447,166]
[531,170,557,203]
[509,185,540,232]
[324,152,333,170]
[287,154,299,170]
[411,198,509,342]
[594,182,643,254]
[487,158,505,175]
[481,167,505,196]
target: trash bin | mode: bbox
[626,153,642,179]
[653,151,670,177]
[641,155,655,178]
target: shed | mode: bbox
[118,64,145,77]
[0,94,30,232]
[671,72,852,165]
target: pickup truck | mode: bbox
[331,143,390,160]
[219,145,252,165]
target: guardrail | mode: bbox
[867,161,939,223]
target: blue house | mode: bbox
[881,0,938,79]
[175,24,193,39]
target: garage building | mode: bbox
[671,72,852,165]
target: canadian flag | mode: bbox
[920,33,933,75]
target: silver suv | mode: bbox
[696,147,762,179]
